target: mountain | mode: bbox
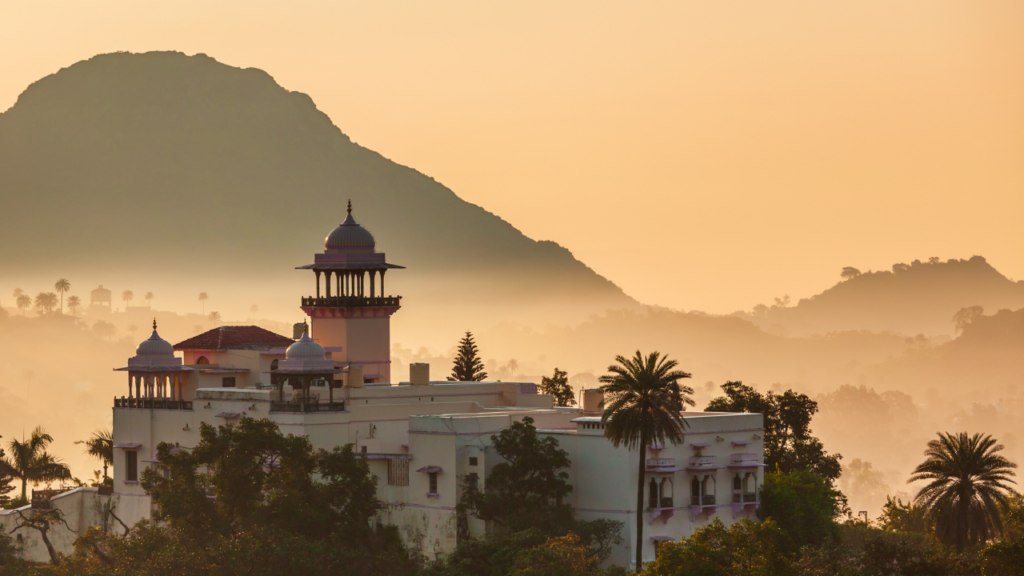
[0,51,637,330]
[737,256,1024,337]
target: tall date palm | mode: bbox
[599,350,693,569]
[54,278,70,313]
[0,427,72,501]
[909,432,1017,550]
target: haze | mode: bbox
[2,1,1023,313]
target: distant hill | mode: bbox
[0,51,637,329]
[736,257,1024,337]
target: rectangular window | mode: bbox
[125,451,138,481]
[469,457,478,466]
[388,459,409,486]
[429,472,438,494]
[222,377,236,388]
[361,446,368,455]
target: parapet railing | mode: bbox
[269,401,346,413]
[301,296,401,308]
[114,397,193,410]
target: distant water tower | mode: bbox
[90,285,112,310]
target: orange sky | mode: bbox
[2,1,1022,314]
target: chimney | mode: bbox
[410,363,430,386]
[346,365,364,388]
[583,389,604,414]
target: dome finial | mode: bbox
[153,318,157,331]
[347,199,352,215]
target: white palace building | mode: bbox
[1,204,765,568]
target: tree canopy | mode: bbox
[706,381,842,484]
[540,368,576,407]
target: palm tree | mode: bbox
[909,432,1018,550]
[34,292,58,314]
[16,293,31,315]
[0,427,73,501]
[128,324,138,340]
[75,429,113,484]
[249,304,259,320]
[53,279,70,313]
[66,295,81,317]
[145,292,154,308]
[199,292,208,314]
[121,290,134,309]
[208,311,222,324]
[599,350,694,570]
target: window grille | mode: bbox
[388,459,409,486]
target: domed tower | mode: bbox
[296,201,403,384]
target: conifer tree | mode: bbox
[448,331,488,381]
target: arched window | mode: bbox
[196,356,209,365]
[659,478,673,508]
[691,477,700,505]
[270,359,279,371]
[702,476,716,504]
[648,478,659,509]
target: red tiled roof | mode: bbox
[173,326,294,351]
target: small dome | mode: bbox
[324,203,375,252]
[137,321,174,356]
[286,331,326,361]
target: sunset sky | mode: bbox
[3,1,1022,313]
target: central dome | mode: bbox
[137,321,174,356]
[286,331,326,360]
[325,203,375,252]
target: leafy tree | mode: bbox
[34,291,58,314]
[840,267,861,281]
[54,278,70,313]
[0,426,73,501]
[76,429,113,485]
[15,293,30,315]
[142,418,380,541]
[982,539,1024,576]
[448,331,488,381]
[909,431,1018,550]
[758,469,848,554]
[121,289,134,308]
[93,320,116,341]
[460,416,574,533]
[66,295,81,316]
[199,291,208,313]
[599,350,693,570]
[540,368,576,407]
[510,532,612,576]
[639,518,791,576]
[952,305,985,335]
[706,381,842,485]
[877,496,928,534]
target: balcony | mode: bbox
[269,401,346,413]
[301,296,401,308]
[646,458,676,471]
[114,397,193,410]
[733,491,758,503]
[691,494,716,506]
[728,453,763,468]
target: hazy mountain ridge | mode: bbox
[0,51,637,327]
[737,256,1024,337]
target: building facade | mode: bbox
[1,205,764,568]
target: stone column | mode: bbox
[315,270,321,299]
